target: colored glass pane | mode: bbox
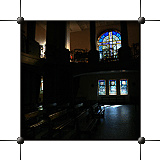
[109,80,117,95]
[97,30,121,60]
[120,79,128,95]
[98,80,106,95]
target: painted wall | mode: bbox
[21,21,46,45]
[22,21,139,52]
[75,71,140,101]
[70,28,90,51]
[70,21,140,51]
[35,23,46,45]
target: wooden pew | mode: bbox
[97,106,105,119]
[91,103,105,121]
[23,109,47,139]
[75,109,98,139]
[53,118,76,140]
[73,103,84,116]
[41,109,76,140]
[66,102,84,119]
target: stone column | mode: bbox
[120,21,129,48]
[58,21,70,63]
[26,21,36,54]
[65,21,70,51]
[46,21,58,58]
[89,21,99,63]
[43,21,71,107]
[119,21,131,60]
[43,66,57,106]
[46,21,70,62]
[90,21,96,51]
[27,21,36,40]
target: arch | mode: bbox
[97,30,121,60]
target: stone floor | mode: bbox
[90,104,140,140]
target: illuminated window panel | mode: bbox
[97,30,121,60]
[120,79,128,95]
[109,80,117,95]
[40,76,43,93]
[98,80,106,95]
[40,44,46,59]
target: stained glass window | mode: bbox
[98,80,106,95]
[40,76,43,93]
[109,80,117,95]
[97,30,121,60]
[120,79,128,95]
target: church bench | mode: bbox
[91,103,99,117]
[56,103,70,112]
[24,110,46,122]
[45,102,70,115]
[52,118,76,140]
[23,110,47,139]
[73,103,84,116]
[75,109,98,139]
[98,105,105,118]
[66,102,84,119]
[91,103,105,120]
[97,107,105,119]
[41,109,75,139]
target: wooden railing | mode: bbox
[70,43,140,63]
[131,43,140,59]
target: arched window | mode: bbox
[98,79,106,95]
[97,30,121,60]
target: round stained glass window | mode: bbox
[97,30,121,60]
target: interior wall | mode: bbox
[22,21,139,51]
[70,21,139,51]
[75,71,140,101]
[21,22,46,45]
[35,23,46,45]
[21,21,27,37]
[70,28,90,51]
[21,64,41,112]
[96,23,121,40]
[127,21,140,47]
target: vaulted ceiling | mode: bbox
[36,21,120,32]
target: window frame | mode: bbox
[108,79,117,95]
[98,79,106,96]
[119,79,129,95]
[97,30,121,60]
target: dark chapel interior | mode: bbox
[21,21,140,140]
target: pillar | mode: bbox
[89,21,99,63]
[90,21,96,51]
[65,21,70,51]
[43,66,57,106]
[46,21,70,62]
[26,21,39,56]
[46,21,58,57]
[27,21,36,40]
[46,21,66,53]
[119,21,132,60]
[43,21,71,107]
[120,21,129,48]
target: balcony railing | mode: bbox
[70,43,140,63]
[99,51,119,62]
[21,33,40,57]
[70,50,119,63]
[70,49,88,63]
[131,43,140,59]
